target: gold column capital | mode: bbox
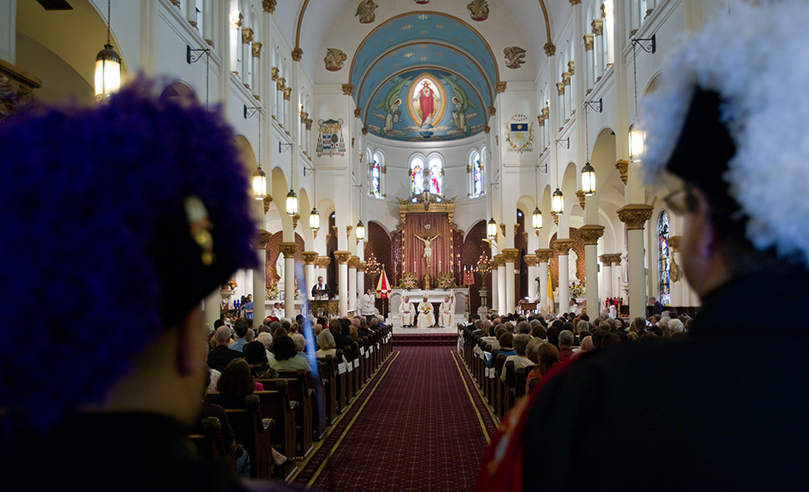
[271,67,279,81]
[316,256,331,268]
[583,34,594,51]
[301,251,318,265]
[616,160,628,185]
[535,248,554,263]
[357,261,367,272]
[342,84,354,96]
[262,0,277,13]
[578,225,605,245]
[554,239,574,255]
[263,195,273,214]
[255,229,272,249]
[241,27,254,45]
[502,248,519,263]
[576,190,586,210]
[668,235,682,253]
[523,254,539,267]
[348,255,360,269]
[291,47,303,62]
[617,204,654,230]
[279,242,299,258]
[496,81,507,93]
[252,42,262,58]
[492,254,505,268]
[334,251,352,264]
[544,42,556,57]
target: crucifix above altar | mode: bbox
[392,192,463,290]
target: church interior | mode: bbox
[0,0,747,328]
[1,1,775,489]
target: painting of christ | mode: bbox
[411,79,441,127]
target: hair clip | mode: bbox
[184,196,215,266]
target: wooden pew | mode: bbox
[186,416,237,473]
[317,355,338,425]
[251,382,297,474]
[258,369,314,459]
[503,360,516,416]
[222,395,274,480]
[494,353,507,419]
[333,349,348,414]
[514,366,528,401]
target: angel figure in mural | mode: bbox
[414,232,441,270]
[413,80,441,128]
[375,76,411,136]
[442,75,478,137]
[467,0,490,21]
[355,0,378,24]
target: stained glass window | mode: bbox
[658,210,671,305]
[429,156,443,195]
[411,156,425,195]
[471,150,482,197]
[371,152,382,198]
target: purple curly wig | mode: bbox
[0,80,258,439]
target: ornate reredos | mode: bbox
[395,193,459,233]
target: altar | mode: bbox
[389,288,467,327]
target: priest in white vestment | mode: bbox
[439,295,454,327]
[399,296,415,327]
[417,295,435,328]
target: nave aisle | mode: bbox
[292,343,496,491]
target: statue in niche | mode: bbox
[355,0,378,24]
[414,233,441,270]
[569,248,579,283]
[276,252,285,286]
[467,0,490,21]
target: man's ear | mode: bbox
[175,308,204,375]
[692,188,719,260]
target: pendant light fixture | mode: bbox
[95,0,121,99]
[286,188,298,216]
[581,100,597,196]
[309,171,320,231]
[551,188,564,214]
[244,106,266,200]
[356,220,366,240]
[487,217,497,240]
[532,164,542,231]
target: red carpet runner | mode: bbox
[292,345,496,491]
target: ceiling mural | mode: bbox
[351,12,497,142]
[365,68,486,141]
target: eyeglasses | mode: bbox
[662,185,696,215]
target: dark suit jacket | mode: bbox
[311,283,330,297]
[521,268,809,491]
[207,345,244,372]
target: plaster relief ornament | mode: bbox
[355,0,378,24]
[504,46,527,69]
[316,118,346,157]
[373,76,412,137]
[467,0,490,21]
[324,48,347,72]
[505,118,534,153]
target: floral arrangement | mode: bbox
[399,272,418,289]
[223,280,237,290]
[570,280,585,298]
[475,254,492,283]
[436,272,455,289]
[265,282,279,300]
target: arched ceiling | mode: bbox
[281,1,571,137]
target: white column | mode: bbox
[525,255,538,302]
[536,249,552,314]
[348,256,358,314]
[357,262,366,302]
[204,289,221,328]
[618,205,653,319]
[503,249,518,315]
[335,252,350,317]
[495,255,506,315]
[301,251,317,300]
[580,226,604,320]
[284,256,295,319]
[253,245,267,324]
[600,257,613,299]
[558,254,569,315]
